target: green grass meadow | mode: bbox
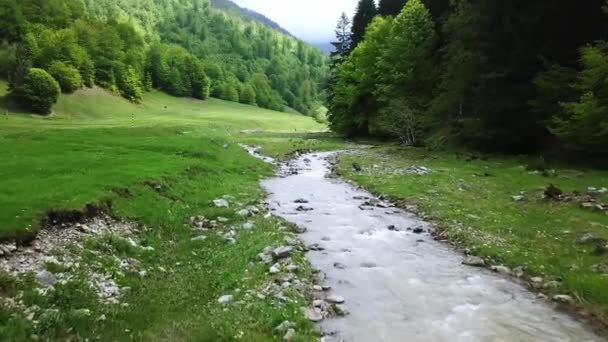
[0,81,342,340]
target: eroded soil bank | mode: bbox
[262,151,603,342]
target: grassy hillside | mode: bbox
[0,82,347,341]
[0,81,332,238]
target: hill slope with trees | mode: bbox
[0,0,327,116]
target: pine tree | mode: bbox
[350,0,377,51]
[378,0,408,16]
[330,13,352,62]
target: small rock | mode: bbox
[304,307,323,322]
[412,227,425,234]
[269,263,281,274]
[313,285,323,291]
[217,295,234,304]
[490,265,511,275]
[326,295,345,304]
[544,280,561,289]
[294,199,309,204]
[306,243,324,251]
[513,266,525,278]
[512,195,525,202]
[531,276,544,284]
[577,233,597,244]
[387,225,398,231]
[35,271,57,287]
[333,304,350,316]
[237,209,250,217]
[275,321,295,334]
[242,222,254,230]
[552,294,574,304]
[191,235,207,242]
[258,253,273,264]
[283,328,297,341]
[273,246,294,260]
[592,264,608,274]
[286,264,298,272]
[213,199,230,208]
[333,262,347,270]
[462,256,485,267]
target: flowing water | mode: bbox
[259,150,603,342]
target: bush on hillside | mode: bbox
[239,83,256,105]
[47,61,83,93]
[115,63,143,102]
[13,68,60,115]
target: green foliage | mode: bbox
[329,0,436,140]
[330,0,608,154]
[47,61,83,93]
[378,0,407,16]
[351,0,378,51]
[551,43,608,153]
[239,83,256,105]
[0,0,27,43]
[13,68,61,114]
[115,63,142,102]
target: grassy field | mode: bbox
[337,146,608,325]
[0,82,349,341]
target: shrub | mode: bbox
[13,68,60,114]
[115,64,143,102]
[47,61,83,93]
[239,83,256,105]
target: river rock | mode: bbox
[273,246,294,260]
[412,227,425,234]
[306,243,324,251]
[490,265,511,275]
[35,271,56,287]
[269,263,281,274]
[552,294,574,304]
[304,307,324,322]
[294,198,309,204]
[258,253,273,264]
[237,209,250,217]
[191,235,207,242]
[333,262,347,269]
[283,329,297,341]
[326,295,345,304]
[275,320,295,334]
[462,256,485,267]
[242,222,254,230]
[333,304,350,316]
[213,199,229,208]
[218,295,234,304]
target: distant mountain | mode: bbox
[312,42,334,55]
[210,0,294,37]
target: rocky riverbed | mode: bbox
[260,150,604,342]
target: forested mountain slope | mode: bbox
[210,0,294,37]
[0,0,327,115]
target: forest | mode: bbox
[328,0,608,154]
[0,0,328,115]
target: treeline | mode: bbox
[328,0,608,154]
[0,0,327,115]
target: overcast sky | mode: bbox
[233,0,359,44]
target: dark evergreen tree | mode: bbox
[378,0,407,16]
[350,0,377,51]
[330,13,352,61]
